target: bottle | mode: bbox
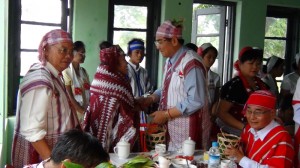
[208,142,220,168]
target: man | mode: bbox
[23,129,109,168]
[144,19,208,150]
[225,90,294,168]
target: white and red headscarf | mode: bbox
[156,20,183,39]
[197,43,213,57]
[38,29,72,65]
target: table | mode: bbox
[110,150,206,167]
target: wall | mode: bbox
[72,0,109,79]
[0,0,8,167]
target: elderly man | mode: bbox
[143,19,208,150]
[12,29,79,167]
[225,90,294,168]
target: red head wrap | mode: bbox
[100,45,125,68]
[246,90,276,110]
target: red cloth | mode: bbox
[241,125,294,168]
[83,65,139,152]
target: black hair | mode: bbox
[185,43,198,52]
[127,38,145,55]
[50,129,109,167]
[239,48,263,63]
[266,56,284,71]
[73,41,85,51]
[202,46,218,57]
[99,41,113,50]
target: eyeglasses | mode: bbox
[246,109,270,117]
[53,46,73,56]
[154,39,169,46]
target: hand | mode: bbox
[224,145,244,163]
[150,110,168,125]
[135,96,153,110]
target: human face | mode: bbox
[202,50,217,69]
[239,59,262,78]
[73,48,86,64]
[129,49,144,65]
[45,42,74,72]
[155,37,176,58]
[117,55,128,75]
[245,105,275,131]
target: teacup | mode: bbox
[158,156,171,168]
[113,139,130,159]
[155,143,166,155]
[221,159,231,168]
[182,137,195,156]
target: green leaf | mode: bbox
[95,162,116,168]
[62,161,84,168]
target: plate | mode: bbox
[171,158,193,168]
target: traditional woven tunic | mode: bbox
[83,65,139,152]
[240,121,294,168]
[292,78,300,167]
[156,47,208,150]
[12,62,78,168]
[63,64,90,121]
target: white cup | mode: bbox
[113,140,130,159]
[221,159,231,168]
[182,137,195,156]
[155,144,166,155]
[158,156,171,168]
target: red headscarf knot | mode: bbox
[100,45,125,67]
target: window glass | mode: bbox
[21,24,61,49]
[265,17,287,37]
[197,14,220,34]
[20,51,39,76]
[114,5,147,29]
[264,39,286,58]
[196,37,219,50]
[113,31,146,53]
[21,0,61,23]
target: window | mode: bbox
[192,1,236,84]
[264,6,300,88]
[108,0,161,87]
[8,0,72,115]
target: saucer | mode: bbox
[150,150,171,156]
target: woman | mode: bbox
[83,45,140,152]
[11,29,79,167]
[215,46,268,136]
[197,43,220,149]
[261,55,284,98]
[63,41,90,122]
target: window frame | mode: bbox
[266,6,300,75]
[8,0,73,116]
[193,0,236,84]
[108,0,161,89]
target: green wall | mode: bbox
[72,0,109,80]
[0,0,8,167]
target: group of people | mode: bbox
[10,19,300,168]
